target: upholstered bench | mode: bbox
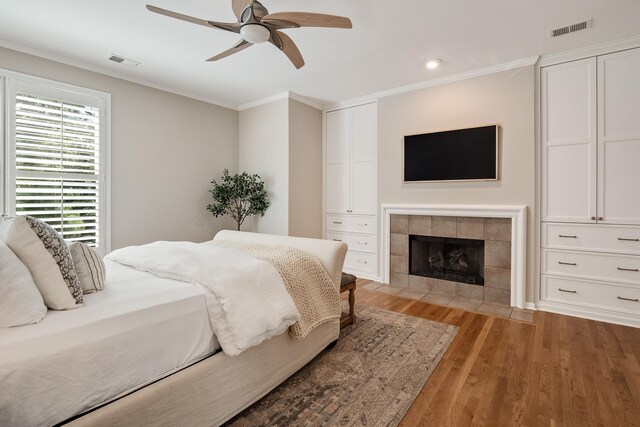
[340,272,357,328]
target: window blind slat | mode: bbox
[14,91,101,247]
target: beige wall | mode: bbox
[238,98,289,235]
[377,66,536,302]
[238,97,323,237]
[288,99,322,238]
[0,46,239,249]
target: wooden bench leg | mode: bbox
[348,286,356,324]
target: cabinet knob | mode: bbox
[591,216,596,220]
[598,217,603,221]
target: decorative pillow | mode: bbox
[69,242,106,294]
[24,216,83,304]
[0,241,48,327]
[0,216,78,310]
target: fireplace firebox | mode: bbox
[409,235,485,285]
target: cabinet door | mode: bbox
[325,109,351,213]
[541,58,597,223]
[350,103,376,215]
[597,48,640,225]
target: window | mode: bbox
[1,71,110,253]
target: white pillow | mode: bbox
[0,241,47,327]
[0,216,78,310]
[69,242,106,294]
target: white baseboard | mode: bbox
[537,300,640,328]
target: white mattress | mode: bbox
[0,260,217,427]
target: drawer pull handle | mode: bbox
[558,261,577,266]
[618,237,639,242]
[558,235,578,238]
[357,241,368,245]
[617,267,639,272]
[558,288,577,294]
[617,296,639,302]
[333,221,342,224]
[332,239,342,242]
[357,260,368,264]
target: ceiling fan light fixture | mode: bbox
[240,24,270,44]
[426,59,442,69]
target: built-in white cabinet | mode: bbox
[539,47,640,327]
[541,49,640,225]
[324,102,377,279]
[597,49,640,225]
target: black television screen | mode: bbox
[403,125,498,182]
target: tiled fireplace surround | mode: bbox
[380,203,529,309]
[390,215,512,305]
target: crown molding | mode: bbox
[238,91,324,111]
[287,92,324,111]
[237,91,290,111]
[324,56,539,111]
[538,35,640,67]
[0,38,237,111]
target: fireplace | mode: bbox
[409,235,485,285]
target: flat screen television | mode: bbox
[403,125,499,182]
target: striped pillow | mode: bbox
[69,242,105,294]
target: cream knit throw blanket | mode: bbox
[211,240,341,339]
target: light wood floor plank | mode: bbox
[351,288,640,426]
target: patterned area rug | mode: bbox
[226,305,459,427]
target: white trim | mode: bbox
[238,91,290,111]
[536,300,640,328]
[380,204,528,309]
[0,76,5,214]
[238,91,324,111]
[0,38,237,111]
[538,35,640,67]
[324,56,539,111]
[524,302,537,311]
[288,92,324,111]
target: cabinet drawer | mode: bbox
[326,214,376,234]
[542,275,640,314]
[344,250,377,273]
[542,249,640,285]
[326,231,376,254]
[542,223,640,255]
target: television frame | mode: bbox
[402,124,500,183]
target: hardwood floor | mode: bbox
[353,287,640,426]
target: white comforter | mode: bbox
[106,241,300,356]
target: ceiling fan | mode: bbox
[146,0,352,69]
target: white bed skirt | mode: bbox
[67,318,339,426]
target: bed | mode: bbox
[0,230,347,427]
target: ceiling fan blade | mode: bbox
[206,39,252,61]
[207,21,241,33]
[262,12,352,29]
[146,5,211,28]
[271,31,305,69]
[232,0,252,20]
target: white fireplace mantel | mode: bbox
[380,204,528,309]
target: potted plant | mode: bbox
[207,169,270,231]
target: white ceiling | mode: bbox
[1,0,640,109]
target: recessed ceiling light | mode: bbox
[426,59,442,69]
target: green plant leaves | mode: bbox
[207,169,270,230]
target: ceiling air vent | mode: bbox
[550,19,592,38]
[107,54,140,67]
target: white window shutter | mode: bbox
[14,93,102,246]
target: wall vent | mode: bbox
[550,19,592,38]
[107,54,140,67]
